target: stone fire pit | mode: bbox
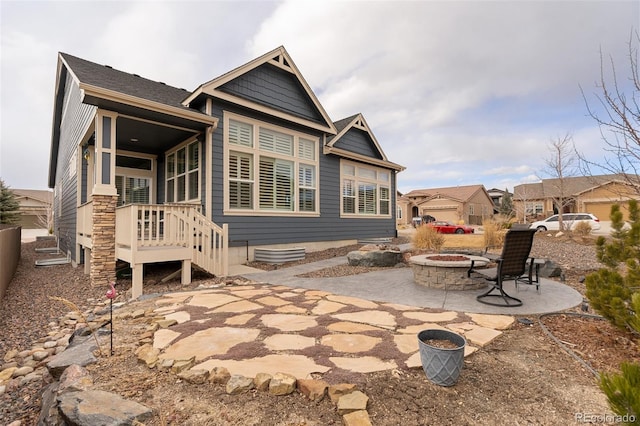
[409,254,490,290]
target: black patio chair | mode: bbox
[470,228,537,307]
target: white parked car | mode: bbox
[529,213,601,231]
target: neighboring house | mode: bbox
[12,189,53,230]
[401,185,494,225]
[48,46,404,298]
[513,174,640,221]
[396,191,410,226]
[486,188,511,214]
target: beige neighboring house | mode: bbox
[401,184,495,225]
[513,174,640,221]
[396,191,410,226]
[12,189,54,229]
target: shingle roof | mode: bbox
[404,184,486,203]
[513,174,630,199]
[331,114,360,137]
[12,189,53,204]
[60,53,196,112]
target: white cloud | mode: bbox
[1,0,638,193]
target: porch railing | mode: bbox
[113,203,228,276]
[77,202,93,247]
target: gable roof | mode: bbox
[12,189,53,204]
[58,53,215,125]
[405,184,488,203]
[513,174,635,199]
[324,113,404,171]
[183,46,337,134]
[49,53,218,188]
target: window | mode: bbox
[397,206,403,219]
[115,152,155,205]
[525,202,544,216]
[116,176,150,205]
[225,115,318,214]
[341,161,391,217]
[166,141,199,203]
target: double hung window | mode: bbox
[226,115,318,214]
[166,141,199,203]
[341,161,391,217]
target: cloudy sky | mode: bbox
[1,0,638,194]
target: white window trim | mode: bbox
[223,112,320,216]
[116,150,156,205]
[340,160,392,218]
[165,138,201,204]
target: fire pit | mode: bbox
[409,254,490,290]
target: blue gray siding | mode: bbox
[219,63,325,125]
[332,128,383,160]
[54,71,96,258]
[208,102,396,247]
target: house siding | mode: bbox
[332,128,383,159]
[54,71,96,259]
[219,63,325,125]
[466,190,494,224]
[208,102,396,247]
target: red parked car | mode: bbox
[427,221,475,234]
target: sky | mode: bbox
[1,0,639,194]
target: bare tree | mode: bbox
[539,134,578,230]
[578,31,640,194]
[513,183,537,224]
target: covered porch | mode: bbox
[77,201,228,298]
[74,91,225,297]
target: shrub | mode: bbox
[482,219,505,250]
[585,201,640,333]
[412,225,444,252]
[573,221,593,236]
[599,362,640,423]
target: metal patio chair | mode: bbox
[469,228,537,307]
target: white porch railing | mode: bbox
[77,202,93,247]
[108,203,228,276]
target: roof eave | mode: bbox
[323,145,405,172]
[79,83,218,127]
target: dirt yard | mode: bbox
[1,233,639,425]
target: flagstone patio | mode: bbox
[143,284,513,381]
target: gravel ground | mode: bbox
[0,234,602,359]
[0,240,105,357]
[0,233,604,423]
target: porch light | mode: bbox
[82,145,90,161]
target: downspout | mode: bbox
[204,98,217,217]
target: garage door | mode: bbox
[424,208,458,222]
[584,202,628,221]
[19,214,40,229]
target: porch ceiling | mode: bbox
[115,116,199,154]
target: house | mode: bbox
[48,46,404,298]
[396,191,410,226]
[486,188,511,214]
[400,185,494,225]
[513,174,640,221]
[12,189,53,230]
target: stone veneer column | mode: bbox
[91,194,117,288]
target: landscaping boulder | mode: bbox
[347,246,403,267]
